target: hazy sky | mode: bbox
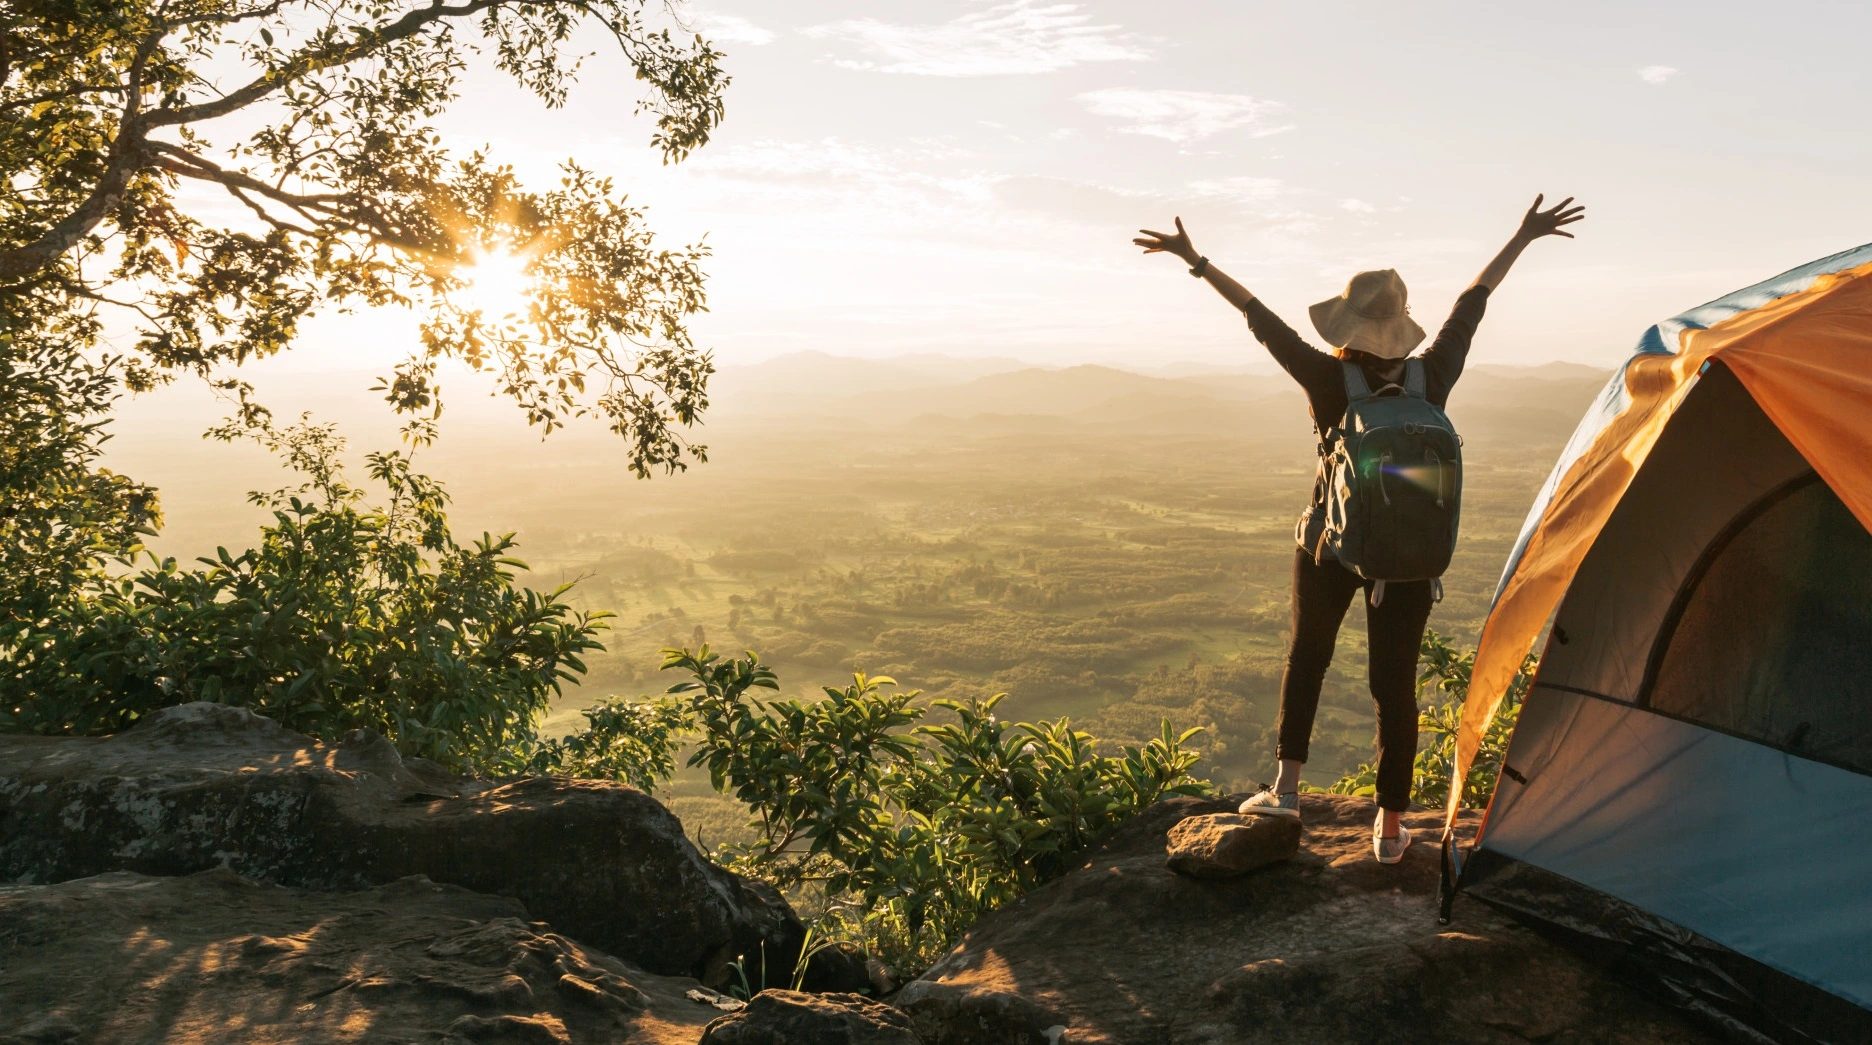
[194,0,1872,373]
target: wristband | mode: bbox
[1188,256,1209,278]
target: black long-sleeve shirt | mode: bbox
[1243,285,1491,439]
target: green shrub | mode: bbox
[1327,629,1538,808]
[552,646,1213,977]
[524,696,693,792]
[2,418,606,776]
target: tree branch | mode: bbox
[0,82,129,114]
[0,17,172,281]
[145,0,506,130]
[147,140,347,215]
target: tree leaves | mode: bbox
[579,647,1213,977]
[1,0,730,476]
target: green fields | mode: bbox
[490,357,1606,809]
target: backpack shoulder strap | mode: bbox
[1403,358,1428,399]
[1341,360,1373,401]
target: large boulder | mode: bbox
[899,795,1718,1044]
[0,868,728,1045]
[0,703,802,986]
[699,990,922,1045]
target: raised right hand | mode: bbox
[1134,216,1197,264]
[1515,194,1586,242]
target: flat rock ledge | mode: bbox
[1164,812,1301,878]
[0,702,802,986]
[901,794,1721,1045]
[0,869,724,1045]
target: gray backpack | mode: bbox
[1309,360,1463,581]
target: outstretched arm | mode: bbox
[1471,194,1585,291]
[1134,217,1257,312]
[1136,216,1340,391]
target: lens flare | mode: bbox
[1384,462,1445,494]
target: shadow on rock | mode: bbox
[0,869,726,1045]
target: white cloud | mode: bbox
[1187,176,1286,202]
[681,138,994,223]
[801,1,1150,76]
[1638,65,1678,84]
[1077,88,1291,143]
[993,173,1310,232]
[690,12,777,46]
[1339,198,1376,214]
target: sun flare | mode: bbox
[458,245,535,320]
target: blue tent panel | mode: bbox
[1481,686,1872,1010]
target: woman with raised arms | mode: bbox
[1133,195,1584,863]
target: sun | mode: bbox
[458,244,535,320]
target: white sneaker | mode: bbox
[1373,813,1411,864]
[1238,790,1300,819]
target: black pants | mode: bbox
[1276,548,1433,812]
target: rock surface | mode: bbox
[905,794,1718,1045]
[1163,812,1301,878]
[699,990,922,1045]
[0,702,802,985]
[0,869,726,1045]
[893,980,1066,1045]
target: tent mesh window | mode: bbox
[1644,472,1872,775]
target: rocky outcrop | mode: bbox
[0,703,802,986]
[1163,812,1300,878]
[698,990,921,1044]
[0,869,728,1045]
[902,795,1717,1045]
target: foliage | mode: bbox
[1,416,606,775]
[523,694,692,792]
[1,0,735,774]
[558,646,1212,977]
[0,327,159,666]
[3,0,729,473]
[1326,629,1538,808]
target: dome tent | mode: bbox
[1440,244,1872,1044]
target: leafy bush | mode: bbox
[1327,629,1539,808]
[524,697,693,792]
[2,418,605,776]
[0,328,159,669]
[552,646,1214,977]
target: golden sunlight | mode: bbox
[458,245,535,320]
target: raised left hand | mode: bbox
[1134,216,1198,264]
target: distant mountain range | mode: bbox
[103,350,1614,554]
[709,351,1610,428]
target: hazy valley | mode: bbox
[103,351,1608,844]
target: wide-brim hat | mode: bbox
[1308,268,1426,360]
